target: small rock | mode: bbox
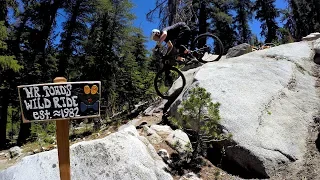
[143,125,154,136]
[9,146,22,158]
[143,106,155,116]
[311,32,320,38]
[314,38,320,54]
[179,172,202,180]
[158,149,170,163]
[143,125,162,144]
[137,122,148,129]
[226,43,252,58]
[150,125,173,138]
[302,33,320,41]
[166,130,193,155]
[33,149,40,154]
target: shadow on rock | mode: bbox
[314,53,320,65]
[206,144,269,179]
[316,133,320,152]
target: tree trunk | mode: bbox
[0,91,9,149]
[58,0,81,77]
[198,1,207,48]
[17,119,31,146]
[168,0,175,25]
[39,0,62,81]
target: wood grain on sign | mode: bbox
[17,81,101,123]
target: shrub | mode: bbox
[169,86,232,159]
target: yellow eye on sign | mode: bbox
[84,85,90,94]
[91,85,98,94]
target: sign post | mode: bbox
[17,78,101,180]
[54,77,70,180]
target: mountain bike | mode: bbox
[153,33,224,100]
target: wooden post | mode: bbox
[54,77,71,180]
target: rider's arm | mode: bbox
[157,31,167,45]
[166,40,173,55]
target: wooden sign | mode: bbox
[18,81,101,123]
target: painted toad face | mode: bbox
[84,85,90,94]
[91,85,98,95]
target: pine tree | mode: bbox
[170,86,231,158]
[234,0,253,44]
[287,0,320,39]
[279,6,296,41]
[253,0,279,43]
[81,0,137,114]
[209,0,237,53]
[58,0,97,78]
[0,19,22,149]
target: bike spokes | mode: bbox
[154,67,186,100]
[192,33,224,63]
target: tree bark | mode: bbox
[17,119,31,146]
[168,0,176,25]
[0,91,9,149]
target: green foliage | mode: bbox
[285,0,320,40]
[170,86,231,158]
[276,28,294,44]
[209,0,237,53]
[0,21,22,72]
[30,122,56,145]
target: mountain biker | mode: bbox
[150,22,193,62]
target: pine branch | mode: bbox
[146,0,168,22]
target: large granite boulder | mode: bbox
[166,41,320,178]
[0,125,172,180]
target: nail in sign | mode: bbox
[17,81,101,123]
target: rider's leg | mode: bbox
[175,29,191,61]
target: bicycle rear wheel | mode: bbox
[154,66,186,100]
[191,33,224,63]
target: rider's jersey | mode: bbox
[161,22,190,43]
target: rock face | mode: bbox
[179,172,202,180]
[226,43,252,58]
[302,32,320,41]
[314,38,320,54]
[168,41,320,177]
[0,126,172,180]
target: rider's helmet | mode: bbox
[150,29,160,40]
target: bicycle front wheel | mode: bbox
[191,33,224,63]
[154,66,186,100]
